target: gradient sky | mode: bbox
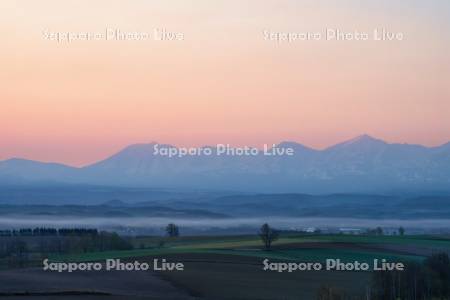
[1,0,449,166]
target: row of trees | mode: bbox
[318,252,450,300]
[0,229,133,267]
[0,228,98,237]
[371,252,450,300]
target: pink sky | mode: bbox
[1,1,449,166]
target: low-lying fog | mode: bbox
[1,216,450,234]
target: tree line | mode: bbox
[371,252,450,300]
[0,228,132,268]
[0,228,98,237]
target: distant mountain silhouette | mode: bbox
[1,135,449,193]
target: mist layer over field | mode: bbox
[1,216,450,234]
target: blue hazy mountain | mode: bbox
[0,158,77,185]
[1,135,449,193]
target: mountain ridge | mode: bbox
[1,134,449,193]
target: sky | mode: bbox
[1,0,449,166]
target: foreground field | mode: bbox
[2,234,450,299]
[156,252,371,299]
[0,267,193,299]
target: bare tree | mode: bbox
[259,223,279,250]
[166,223,179,237]
[376,227,383,236]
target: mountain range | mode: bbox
[1,135,449,193]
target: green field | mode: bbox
[51,234,446,263]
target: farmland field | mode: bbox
[1,233,448,299]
